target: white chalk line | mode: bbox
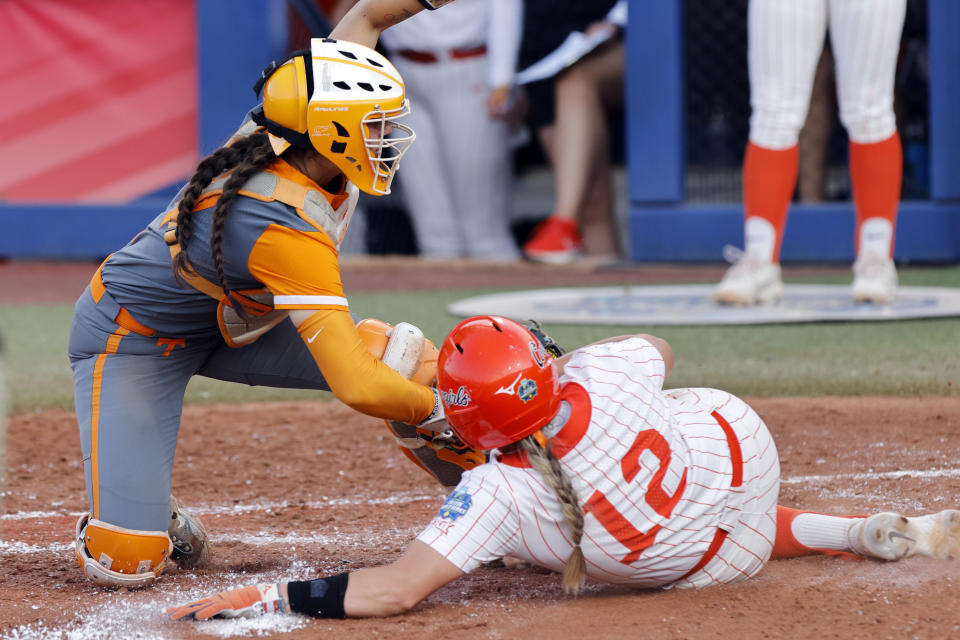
[780,467,960,484]
[0,526,425,556]
[1,490,443,522]
[1,466,957,540]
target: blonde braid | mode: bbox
[519,435,587,593]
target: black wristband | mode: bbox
[287,572,350,618]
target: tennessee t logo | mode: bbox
[157,338,186,357]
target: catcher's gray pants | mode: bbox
[69,286,329,532]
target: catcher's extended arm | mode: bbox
[357,318,485,487]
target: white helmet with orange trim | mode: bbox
[251,38,415,196]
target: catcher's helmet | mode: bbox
[437,316,561,450]
[252,38,415,195]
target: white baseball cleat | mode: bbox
[852,510,960,561]
[851,251,898,304]
[713,246,784,305]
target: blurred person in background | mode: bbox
[494,0,626,264]
[332,0,628,264]
[334,0,521,261]
[715,0,906,306]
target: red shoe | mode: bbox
[523,216,584,264]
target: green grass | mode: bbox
[1,264,957,415]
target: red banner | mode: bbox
[0,0,198,203]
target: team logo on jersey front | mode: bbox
[441,386,471,408]
[437,490,473,521]
[517,379,538,403]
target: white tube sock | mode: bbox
[791,513,864,552]
[744,217,777,264]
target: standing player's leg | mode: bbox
[440,54,519,262]
[829,0,907,304]
[390,56,465,259]
[523,39,624,264]
[715,0,828,305]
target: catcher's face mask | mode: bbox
[253,38,415,196]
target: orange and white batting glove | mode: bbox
[167,583,288,621]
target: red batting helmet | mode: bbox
[437,316,561,450]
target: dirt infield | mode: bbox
[2,259,959,639]
[3,397,960,639]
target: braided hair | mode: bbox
[519,434,587,593]
[171,131,276,314]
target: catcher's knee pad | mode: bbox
[168,495,211,569]
[74,514,171,588]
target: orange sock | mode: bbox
[772,506,818,559]
[772,506,861,560]
[743,142,798,262]
[849,133,902,257]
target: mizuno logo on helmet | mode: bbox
[441,386,471,407]
[494,373,523,396]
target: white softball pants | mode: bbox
[748,0,907,148]
[666,388,781,589]
[391,53,519,260]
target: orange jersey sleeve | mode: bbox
[297,309,436,424]
[247,223,349,311]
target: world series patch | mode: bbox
[437,490,473,521]
[518,378,538,402]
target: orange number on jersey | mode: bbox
[583,429,687,564]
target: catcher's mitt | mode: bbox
[386,420,486,487]
[523,319,566,358]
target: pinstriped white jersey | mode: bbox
[417,338,755,588]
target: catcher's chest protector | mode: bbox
[160,168,359,347]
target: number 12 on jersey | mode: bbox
[583,429,687,564]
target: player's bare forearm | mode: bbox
[343,541,463,617]
[330,0,430,48]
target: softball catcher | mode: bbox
[70,38,482,589]
[169,316,960,620]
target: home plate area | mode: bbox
[447,285,960,326]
